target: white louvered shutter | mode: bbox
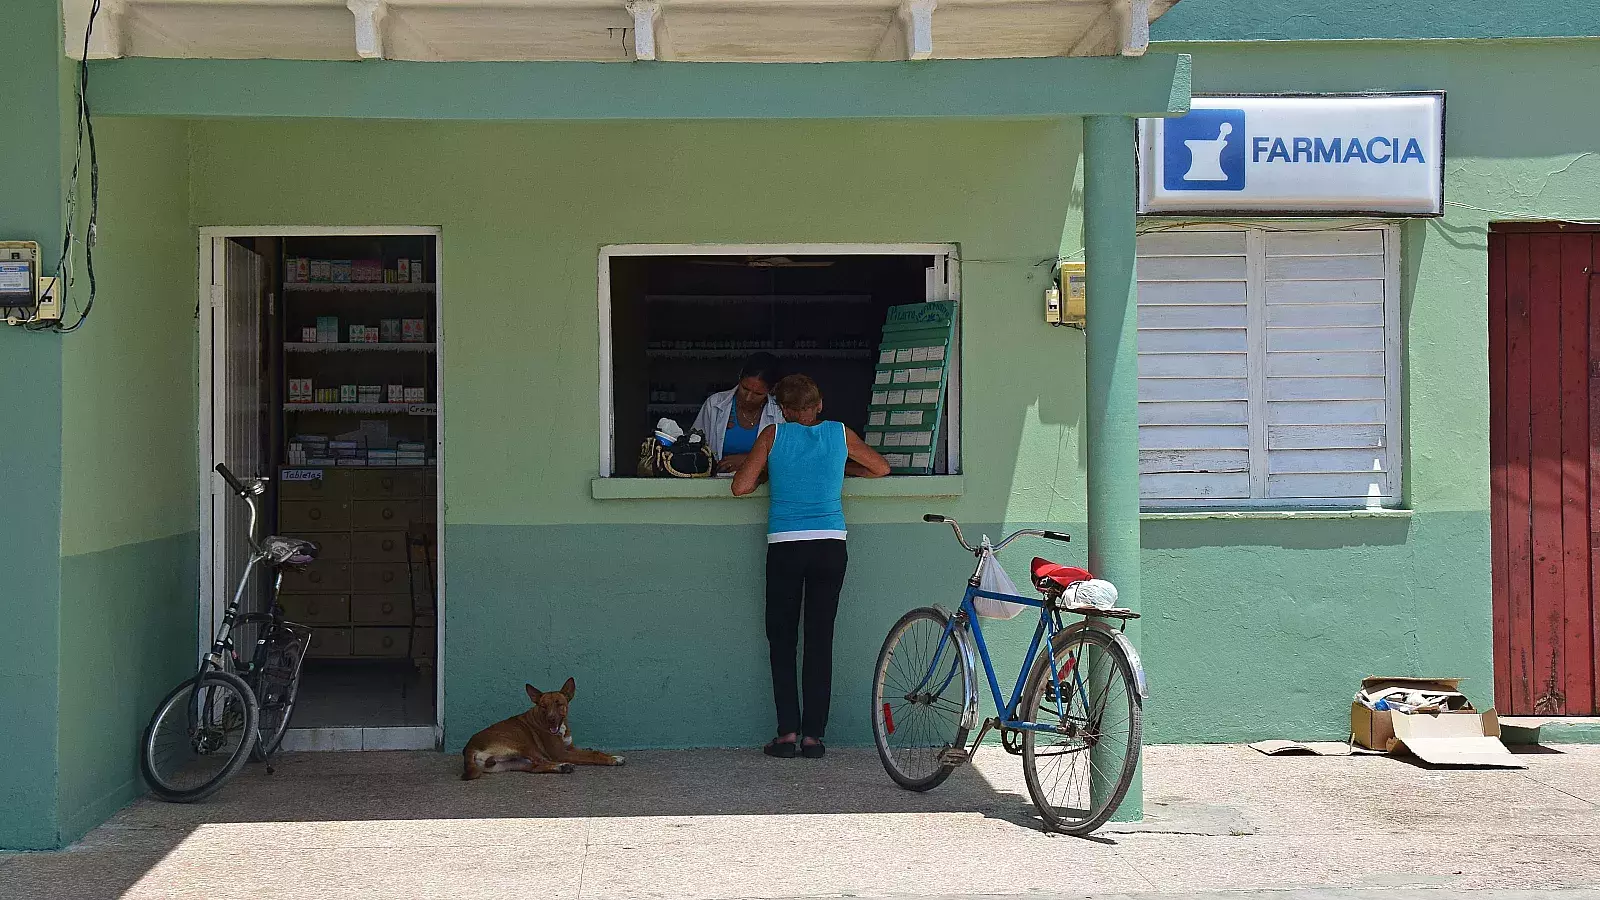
[1136,226,1400,507]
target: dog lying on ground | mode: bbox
[461,678,625,779]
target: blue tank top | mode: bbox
[722,409,759,457]
[766,420,848,542]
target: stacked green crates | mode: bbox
[866,301,955,475]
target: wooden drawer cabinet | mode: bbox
[351,500,427,531]
[280,470,350,501]
[281,562,351,594]
[352,471,427,499]
[281,500,351,533]
[285,532,350,561]
[307,627,352,658]
[352,627,411,657]
[352,594,411,625]
[351,562,410,593]
[351,531,408,562]
[280,594,351,625]
[280,468,435,668]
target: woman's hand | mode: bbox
[717,453,748,474]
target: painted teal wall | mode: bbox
[1152,0,1600,41]
[56,116,199,843]
[1128,37,1600,740]
[0,0,67,852]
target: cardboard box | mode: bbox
[352,259,383,283]
[331,260,353,283]
[1351,676,1525,768]
[309,259,332,283]
[388,384,405,403]
[411,259,424,283]
[380,319,401,342]
[316,316,339,344]
[402,318,426,342]
[404,387,425,403]
[365,326,379,343]
[301,326,318,343]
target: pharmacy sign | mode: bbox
[1138,93,1445,216]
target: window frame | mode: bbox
[596,243,962,479]
[1136,221,1404,510]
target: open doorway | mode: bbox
[200,228,443,751]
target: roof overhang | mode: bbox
[87,53,1192,120]
[65,0,1182,63]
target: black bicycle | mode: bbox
[139,464,317,802]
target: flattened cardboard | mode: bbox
[1249,740,1383,757]
[1390,708,1525,768]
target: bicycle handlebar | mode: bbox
[214,463,249,496]
[923,514,1069,555]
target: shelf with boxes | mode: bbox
[285,342,436,353]
[285,256,431,287]
[276,468,437,669]
[286,433,434,467]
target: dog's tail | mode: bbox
[461,748,484,781]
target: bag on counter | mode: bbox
[637,422,714,478]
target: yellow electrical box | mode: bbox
[1048,261,1086,329]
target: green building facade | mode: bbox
[3,0,1597,850]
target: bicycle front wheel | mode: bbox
[872,607,973,791]
[1020,626,1141,835]
[140,670,259,803]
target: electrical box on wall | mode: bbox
[1046,261,1086,329]
[1,241,59,326]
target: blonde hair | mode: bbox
[773,374,822,413]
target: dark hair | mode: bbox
[773,374,822,412]
[737,352,783,389]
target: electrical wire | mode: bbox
[43,0,102,333]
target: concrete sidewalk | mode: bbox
[2,744,1597,900]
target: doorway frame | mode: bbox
[197,224,447,744]
[595,242,962,477]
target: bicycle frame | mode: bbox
[933,585,1090,734]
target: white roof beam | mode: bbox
[1121,0,1150,57]
[875,0,935,61]
[64,0,126,59]
[626,0,669,61]
[348,0,388,59]
[1069,0,1149,57]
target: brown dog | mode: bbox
[461,678,624,780]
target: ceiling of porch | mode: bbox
[64,0,1180,63]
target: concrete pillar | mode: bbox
[1081,114,1142,821]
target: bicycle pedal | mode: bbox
[938,746,969,767]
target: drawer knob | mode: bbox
[382,477,394,489]
[382,571,395,583]
[382,636,395,648]
[310,508,322,520]
[381,602,395,614]
[382,508,395,520]
[309,572,321,583]
[381,539,395,552]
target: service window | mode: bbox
[1135,225,1402,508]
[601,248,959,477]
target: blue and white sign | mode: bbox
[1139,93,1444,215]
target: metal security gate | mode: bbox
[1489,224,1600,715]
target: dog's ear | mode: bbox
[525,683,542,703]
[560,677,576,700]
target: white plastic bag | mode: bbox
[974,539,1029,620]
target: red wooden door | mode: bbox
[1489,224,1599,715]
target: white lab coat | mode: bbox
[691,387,785,460]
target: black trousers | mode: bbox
[765,539,848,739]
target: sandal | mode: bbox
[763,737,798,759]
[800,738,825,759]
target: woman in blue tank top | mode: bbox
[732,374,890,759]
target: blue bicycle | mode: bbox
[871,515,1147,835]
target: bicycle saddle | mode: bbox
[263,536,319,569]
[1031,557,1091,593]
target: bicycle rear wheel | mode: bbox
[141,670,259,803]
[235,614,310,762]
[872,607,973,791]
[1019,626,1141,835]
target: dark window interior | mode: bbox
[608,254,937,474]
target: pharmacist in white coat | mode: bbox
[692,353,786,473]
